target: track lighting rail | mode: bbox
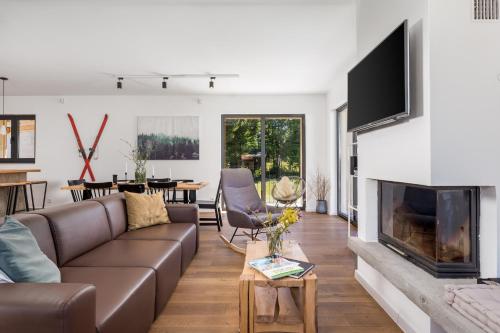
[114,74,239,79]
[113,73,238,89]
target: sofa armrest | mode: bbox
[0,283,96,333]
[166,204,199,224]
[166,204,199,251]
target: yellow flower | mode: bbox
[278,208,300,228]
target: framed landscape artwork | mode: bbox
[137,116,200,160]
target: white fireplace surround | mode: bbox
[357,178,495,277]
[351,178,496,333]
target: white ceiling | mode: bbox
[0,0,356,95]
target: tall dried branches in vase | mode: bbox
[121,139,150,183]
[309,170,330,214]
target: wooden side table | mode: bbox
[239,241,317,333]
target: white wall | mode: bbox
[428,0,500,276]
[3,94,327,211]
[325,0,357,215]
[357,0,431,187]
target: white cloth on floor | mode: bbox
[445,284,500,333]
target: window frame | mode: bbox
[0,114,36,163]
[220,114,306,208]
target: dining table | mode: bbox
[60,181,209,204]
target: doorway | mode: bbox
[221,114,306,207]
[336,105,357,223]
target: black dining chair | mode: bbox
[172,179,196,203]
[197,180,222,232]
[147,178,171,183]
[68,179,86,202]
[147,181,177,203]
[118,183,146,194]
[84,182,113,198]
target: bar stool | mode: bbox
[26,180,48,210]
[5,182,30,215]
[4,180,48,215]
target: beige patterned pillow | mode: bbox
[124,191,170,231]
[275,176,296,200]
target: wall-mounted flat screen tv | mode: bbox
[348,20,409,132]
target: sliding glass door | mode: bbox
[222,115,305,207]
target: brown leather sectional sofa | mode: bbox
[0,193,199,333]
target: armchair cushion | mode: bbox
[250,212,282,226]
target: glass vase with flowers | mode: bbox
[260,207,301,258]
[121,139,150,184]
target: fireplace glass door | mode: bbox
[379,181,478,276]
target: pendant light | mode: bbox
[0,77,7,136]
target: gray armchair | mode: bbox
[220,168,280,253]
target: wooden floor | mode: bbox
[150,213,401,333]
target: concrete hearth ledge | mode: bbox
[348,237,481,333]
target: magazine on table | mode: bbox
[248,256,304,280]
[282,257,315,279]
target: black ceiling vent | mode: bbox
[474,0,499,20]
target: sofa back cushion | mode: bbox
[37,201,112,266]
[91,193,128,239]
[12,213,58,264]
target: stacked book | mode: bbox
[248,256,315,280]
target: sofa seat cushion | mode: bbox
[61,266,155,333]
[117,223,196,274]
[65,240,181,317]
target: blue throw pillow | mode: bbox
[0,217,60,283]
[0,267,13,283]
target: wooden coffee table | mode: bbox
[239,240,317,333]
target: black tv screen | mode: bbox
[348,20,409,132]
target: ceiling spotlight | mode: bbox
[209,77,215,89]
[117,77,123,89]
[162,77,168,89]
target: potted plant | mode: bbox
[310,170,330,214]
[121,139,150,183]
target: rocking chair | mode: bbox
[220,168,281,254]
